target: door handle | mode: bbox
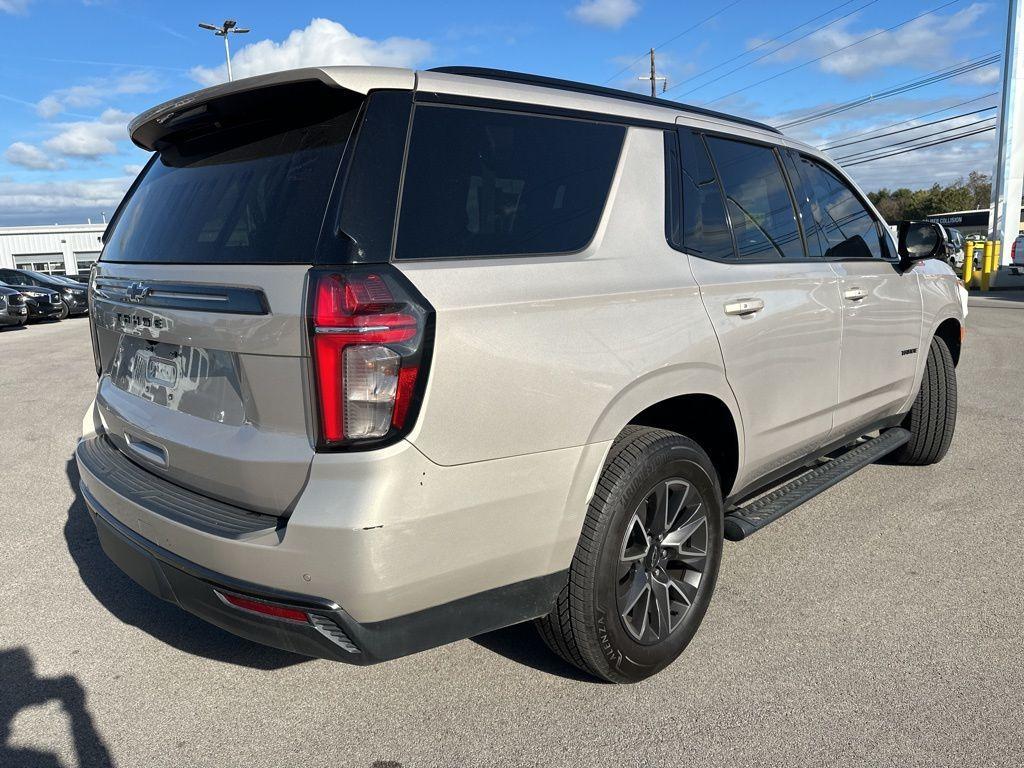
[843,287,868,301]
[724,298,764,316]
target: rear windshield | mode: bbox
[102,85,360,265]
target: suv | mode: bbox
[0,268,89,319]
[76,67,966,683]
[0,284,29,328]
[0,280,64,322]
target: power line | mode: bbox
[820,106,997,151]
[705,0,967,106]
[840,124,996,166]
[602,0,745,85]
[817,91,999,146]
[775,52,1000,128]
[668,0,879,96]
[834,115,997,161]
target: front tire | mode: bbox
[57,301,70,320]
[536,426,723,683]
[892,335,957,465]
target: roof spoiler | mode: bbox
[128,66,414,150]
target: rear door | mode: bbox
[676,127,843,487]
[90,81,370,515]
[787,154,922,434]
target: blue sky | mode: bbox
[0,0,1007,225]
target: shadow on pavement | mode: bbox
[64,459,306,670]
[471,622,599,682]
[0,647,114,768]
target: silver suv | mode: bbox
[76,66,966,682]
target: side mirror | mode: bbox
[897,220,946,269]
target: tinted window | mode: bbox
[705,137,803,260]
[780,150,823,258]
[796,158,884,260]
[103,90,360,264]
[675,130,734,259]
[395,106,625,260]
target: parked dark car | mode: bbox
[0,268,89,319]
[0,280,64,322]
[0,284,29,328]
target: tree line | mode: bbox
[866,171,992,223]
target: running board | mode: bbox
[724,428,911,542]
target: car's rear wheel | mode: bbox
[536,426,723,683]
[891,335,957,465]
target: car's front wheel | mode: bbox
[892,335,957,465]
[536,426,723,683]
[57,301,70,320]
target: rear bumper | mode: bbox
[84,485,565,663]
[75,429,587,662]
[85,491,364,662]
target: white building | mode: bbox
[0,222,107,278]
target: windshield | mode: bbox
[102,86,361,265]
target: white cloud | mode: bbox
[43,108,133,158]
[570,0,640,29]
[190,18,432,86]
[4,142,64,170]
[35,71,157,119]
[761,4,989,78]
[955,65,1000,86]
[0,0,31,14]
[122,163,144,176]
[0,174,134,226]
[844,133,996,192]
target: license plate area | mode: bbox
[109,335,247,426]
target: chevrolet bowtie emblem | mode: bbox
[126,282,151,303]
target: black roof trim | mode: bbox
[427,66,782,136]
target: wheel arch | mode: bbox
[627,394,740,498]
[934,316,962,366]
[584,366,743,498]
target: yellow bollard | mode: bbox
[981,240,994,291]
[963,242,975,286]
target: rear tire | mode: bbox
[892,335,957,465]
[536,426,723,683]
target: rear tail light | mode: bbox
[309,267,432,449]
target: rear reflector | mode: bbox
[216,591,310,624]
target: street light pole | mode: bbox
[198,20,251,82]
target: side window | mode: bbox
[676,130,734,259]
[797,158,885,260]
[395,106,626,260]
[705,136,804,260]
[780,150,823,258]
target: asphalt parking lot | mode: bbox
[1,297,1022,768]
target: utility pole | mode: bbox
[638,48,667,97]
[198,20,251,82]
[989,0,1024,275]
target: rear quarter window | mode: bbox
[394,106,626,260]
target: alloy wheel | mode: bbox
[616,478,708,644]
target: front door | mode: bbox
[787,153,922,435]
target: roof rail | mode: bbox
[427,66,782,135]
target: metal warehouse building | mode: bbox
[0,223,106,279]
